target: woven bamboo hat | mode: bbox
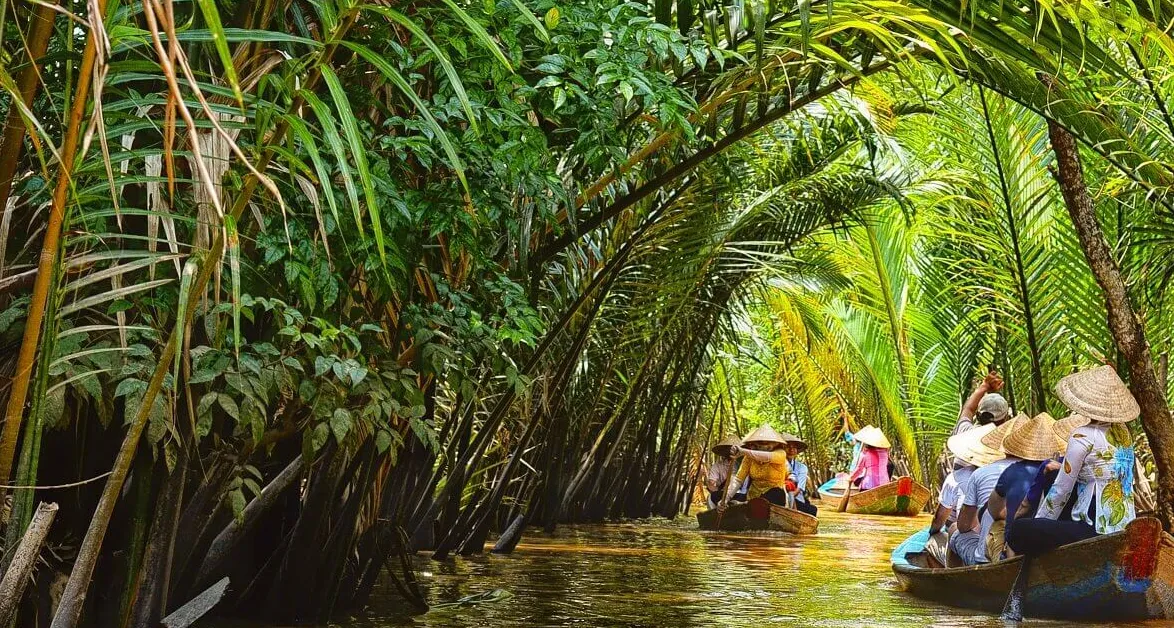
[947,423,1004,467]
[711,435,742,455]
[1002,413,1066,461]
[854,425,892,449]
[1055,365,1140,423]
[980,413,1026,451]
[1053,414,1090,442]
[778,431,808,453]
[743,424,787,447]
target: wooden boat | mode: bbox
[696,497,818,535]
[816,475,930,516]
[890,517,1174,620]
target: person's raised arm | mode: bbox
[1037,433,1091,520]
[956,372,1003,433]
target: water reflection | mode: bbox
[216,510,1174,627]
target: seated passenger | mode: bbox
[705,435,742,509]
[982,413,1067,561]
[782,433,817,516]
[925,423,1002,567]
[1008,366,1139,557]
[948,415,1024,566]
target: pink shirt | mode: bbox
[850,446,890,490]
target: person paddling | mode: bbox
[718,424,789,511]
[848,426,891,491]
[705,435,742,509]
[1007,366,1139,556]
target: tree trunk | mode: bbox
[1045,110,1174,531]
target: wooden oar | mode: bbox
[837,478,854,513]
[1000,555,1033,622]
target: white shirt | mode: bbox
[939,466,974,522]
[962,458,1014,508]
[962,457,1017,563]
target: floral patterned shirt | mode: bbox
[1036,422,1135,534]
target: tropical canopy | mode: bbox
[1,0,1174,623]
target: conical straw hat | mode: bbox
[854,425,891,449]
[777,430,807,452]
[1055,365,1140,423]
[1053,414,1090,442]
[1002,413,1066,461]
[742,424,787,446]
[947,423,1004,468]
[711,435,742,455]
[980,413,1026,450]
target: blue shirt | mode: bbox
[790,459,809,503]
[995,460,1042,540]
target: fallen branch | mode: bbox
[0,502,58,625]
[160,577,230,628]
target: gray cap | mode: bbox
[976,393,1011,424]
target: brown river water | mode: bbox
[212,510,1174,627]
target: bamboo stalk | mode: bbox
[0,0,106,490]
[0,1,58,216]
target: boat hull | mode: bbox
[817,476,930,516]
[696,498,818,535]
[890,517,1174,620]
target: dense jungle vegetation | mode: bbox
[4,0,1174,623]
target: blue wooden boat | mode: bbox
[890,517,1174,620]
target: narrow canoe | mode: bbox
[890,517,1174,620]
[816,475,930,516]
[696,497,818,535]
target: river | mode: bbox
[214,510,1171,627]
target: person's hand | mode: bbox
[983,371,1004,392]
[717,500,729,513]
[1046,459,1061,472]
[785,480,798,493]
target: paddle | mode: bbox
[837,478,854,513]
[1000,555,1033,622]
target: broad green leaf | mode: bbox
[436,0,513,71]
[331,408,353,444]
[320,65,389,267]
[194,0,244,106]
[362,5,483,128]
[341,42,468,192]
